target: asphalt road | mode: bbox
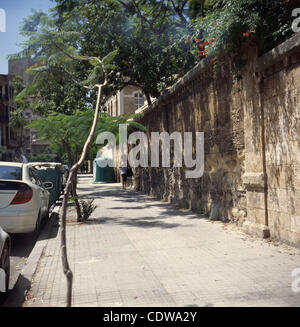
[0,228,42,306]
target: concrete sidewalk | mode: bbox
[23,175,300,307]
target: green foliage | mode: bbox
[27,110,145,167]
[9,109,27,130]
[7,76,31,145]
[192,0,299,63]
[53,0,197,101]
[11,10,112,116]
[13,8,145,170]
[28,153,54,163]
[79,198,97,222]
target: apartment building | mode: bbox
[0,74,9,149]
[105,85,145,117]
[8,58,50,158]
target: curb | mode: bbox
[3,202,61,307]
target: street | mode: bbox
[0,224,45,306]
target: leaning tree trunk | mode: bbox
[72,172,82,222]
[60,80,105,307]
[145,92,152,106]
[62,141,82,221]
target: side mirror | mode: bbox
[44,182,53,190]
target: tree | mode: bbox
[191,0,300,63]
[53,0,198,104]
[28,109,145,221]
[28,152,54,162]
[8,76,30,146]
[11,11,95,117]
[188,0,206,18]
[11,11,99,221]
[15,10,145,306]
[8,109,27,146]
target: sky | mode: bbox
[0,0,54,74]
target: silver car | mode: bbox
[0,226,10,297]
[0,162,51,234]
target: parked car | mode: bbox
[0,226,10,297]
[0,162,52,234]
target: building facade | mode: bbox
[105,85,145,117]
[0,74,9,149]
[8,58,50,159]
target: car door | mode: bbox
[35,174,49,213]
[28,169,47,216]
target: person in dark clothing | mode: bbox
[119,155,128,190]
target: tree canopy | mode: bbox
[28,110,145,166]
[53,0,199,103]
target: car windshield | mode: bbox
[0,166,22,180]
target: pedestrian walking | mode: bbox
[119,155,128,190]
[13,147,28,163]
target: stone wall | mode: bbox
[242,35,300,244]
[134,58,246,224]
[133,33,300,245]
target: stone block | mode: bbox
[266,164,292,189]
[291,215,300,234]
[294,164,300,190]
[268,210,291,233]
[244,129,262,153]
[246,207,266,225]
[246,189,265,210]
[245,153,264,172]
[264,103,300,145]
[293,66,300,88]
[267,188,299,215]
[265,141,300,166]
[263,71,289,99]
[242,172,265,189]
[267,188,287,214]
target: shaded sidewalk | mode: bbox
[23,175,300,307]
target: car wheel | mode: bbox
[0,242,10,300]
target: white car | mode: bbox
[0,226,10,297]
[0,162,51,234]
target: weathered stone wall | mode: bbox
[133,33,300,245]
[242,35,300,244]
[134,58,246,224]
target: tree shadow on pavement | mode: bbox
[77,183,207,229]
[86,214,194,229]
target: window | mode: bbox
[134,92,145,110]
[0,166,22,180]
